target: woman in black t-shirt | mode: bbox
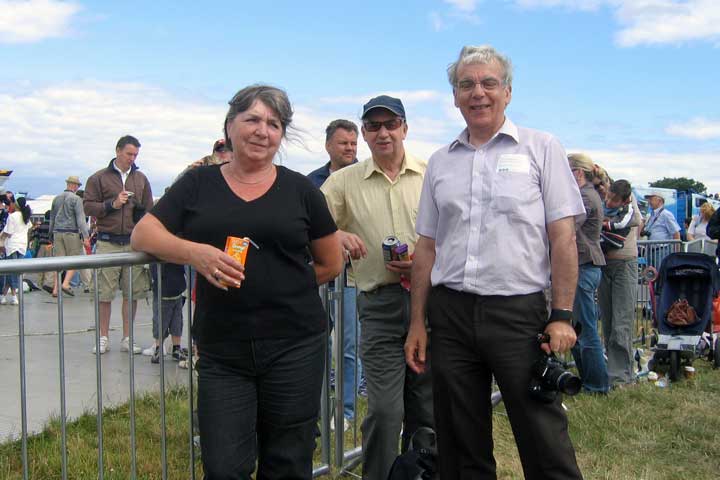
[131,84,343,479]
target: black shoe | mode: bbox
[172,347,188,361]
[42,285,54,295]
[151,346,160,364]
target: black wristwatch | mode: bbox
[548,308,573,324]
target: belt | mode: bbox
[54,228,79,233]
[98,232,132,245]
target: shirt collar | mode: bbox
[363,153,423,180]
[449,117,519,151]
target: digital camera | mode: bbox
[529,334,582,403]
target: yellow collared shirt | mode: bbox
[321,153,427,292]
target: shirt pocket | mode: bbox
[491,172,536,215]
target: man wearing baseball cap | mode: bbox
[321,95,434,479]
[49,175,91,297]
[643,193,680,241]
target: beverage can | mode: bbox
[382,236,400,263]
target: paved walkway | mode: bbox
[0,286,191,441]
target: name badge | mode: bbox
[496,154,530,174]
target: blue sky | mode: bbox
[1,0,719,198]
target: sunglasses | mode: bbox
[363,117,404,132]
[214,146,229,153]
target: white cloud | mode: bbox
[614,0,720,47]
[0,0,81,43]
[3,81,717,196]
[0,82,461,195]
[666,118,720,140]
[0,81,228,191]
[443,0,480,12]
[510,0,720,46]
[567,148,720,193]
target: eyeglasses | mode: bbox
[214,146,229,153]
[456,77,503,92]
[363,117,404,132]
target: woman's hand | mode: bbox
[191,243,245,290]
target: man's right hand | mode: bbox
[112,191,131,209]
[338,230,367,260]
[404,321,428,374]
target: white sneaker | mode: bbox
[0,296,6,305]
[93,336,109,355]
[121,337,142,354]
[330,416,351,432]
[8,295,18,305]
[142,342,168,356]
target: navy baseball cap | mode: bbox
[361,95,406,119]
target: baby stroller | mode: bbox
[648,252,720,381]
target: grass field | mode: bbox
[2,358,719,479]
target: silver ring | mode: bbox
[212,269,221,279]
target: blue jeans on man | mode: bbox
[329,284,362,419]
[571,264,609,393]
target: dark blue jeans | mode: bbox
[197,332,325,480]
[571,264,609,393]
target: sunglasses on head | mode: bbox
[363,117,404,132]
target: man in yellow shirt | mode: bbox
[321,95,433,480]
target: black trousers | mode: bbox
[196,332,325,480]
[428,286,583,480]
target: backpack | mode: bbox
[386,427,439,480]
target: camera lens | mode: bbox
[556,372,582,395]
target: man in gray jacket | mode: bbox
[50,175,90,297]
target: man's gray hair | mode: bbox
[325,119,358,143]
[223,84,295,151]
[447,45,513,88]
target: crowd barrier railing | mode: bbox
[0,252,362,479]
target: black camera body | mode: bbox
[528,334,582,403]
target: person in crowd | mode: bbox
[307,118,363,428]
[83,136,154,355]
[49,175,91,297]
[147,262,188,364]
[405,45,584,479]
[591,165,610,199]
[33,210,54,292]
[0,197,10,296]
[643,193,680,241]
[0,197,33,305]
[177,139,234,181]
[321,95,433,480]
[687,202,715,241]
[707,205,720,259]
[568,153,609,394]
[131,84,343,479]
[600,179,635,251]
[642,192,681,270]
[598,179,642,387]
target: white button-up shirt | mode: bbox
[415,118,584,296]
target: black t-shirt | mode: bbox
[151,165,337,355]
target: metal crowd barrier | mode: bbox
[0,252,363,479]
